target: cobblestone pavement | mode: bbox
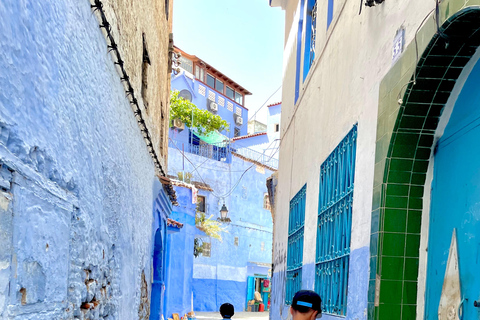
[194,311,269,319]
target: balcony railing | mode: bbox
[169,139,228,162]
[169,139,279,170]
[232,147,278,170]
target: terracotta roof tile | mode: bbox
[167,218,184,228]
[267,102,281,108]
[232,132,267,141]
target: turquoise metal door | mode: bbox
[246,276,255,310]
[425,60,480,319]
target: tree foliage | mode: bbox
[170,90,229,135]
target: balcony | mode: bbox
[169,139,278,170]
[169,139,228,162]
[232,147,278,171]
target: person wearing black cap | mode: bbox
[220,302,235,319]
[290,290,322,320]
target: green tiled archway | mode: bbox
[369,4,480,320]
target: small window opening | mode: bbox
[197,195,206,213]
[165,0,169,20]
[234,127,241,137]
[234,237,239,247]
[142,33,151,110]
[202,242,211,257]
[263,193,271,210]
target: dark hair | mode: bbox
[292,304,312,313]
[291,290,322,316]
[220,303,234,318]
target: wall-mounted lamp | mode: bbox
[218,203,231,223]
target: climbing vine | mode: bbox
[170,90,229,135]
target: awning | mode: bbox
[192,130,229,147]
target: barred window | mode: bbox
[303,0,317,80]
[179,56,193,74]
[286,184,307,305]
[315,125,357,316]
[202,242,211,257]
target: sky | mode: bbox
[172,0,285,123]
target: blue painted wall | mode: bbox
[164,186,197,318]
[0,1,170,319]
[167,146,273,312]
[167,68,274,314]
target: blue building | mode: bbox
[0,1,176,320]
[163,47,280,316]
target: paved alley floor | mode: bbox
[195,311,269,319]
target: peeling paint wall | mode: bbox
[0,0,172,319]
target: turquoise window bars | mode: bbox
[286,184,307,305]
[315,125,357,316]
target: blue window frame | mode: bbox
[327,0,334,29]
[303,0,317,81]
[294,0,305,104]
[286,184,307,305]
[315,125,357,316]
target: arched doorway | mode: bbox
[369,5,480,320]
[150,228,164,320]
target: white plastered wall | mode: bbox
[274,0,439,273]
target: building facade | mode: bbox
[165,47,279,315]
[270,0,480,319]
[0,0,175,319]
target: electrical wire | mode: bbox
[169,137,280,199]
[238,85,282,133]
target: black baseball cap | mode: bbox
[220,303,234,319]
[292,290,322,315]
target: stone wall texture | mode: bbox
[0,0,172,319]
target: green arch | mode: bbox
[369,3,480,319]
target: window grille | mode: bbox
[198,85,206,97]
[218,96,225,107]
[303,0,317,81]
[286,184,307,305]
[235,107,242,116]
[208,90,215,102]
[202,242,211,257]
[309,1,317,68]
[179,56,193,74]
[315,125,357,316]
[227,102,234,112]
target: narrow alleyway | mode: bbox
[195,311,269,320]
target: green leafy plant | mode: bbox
[170,90,229,135]
[177,171,192,183]
[193,238,204,258]
[195,212,226,241]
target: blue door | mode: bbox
[150,228,164,320]
[425,59,480,319]
[246,276,255,310]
